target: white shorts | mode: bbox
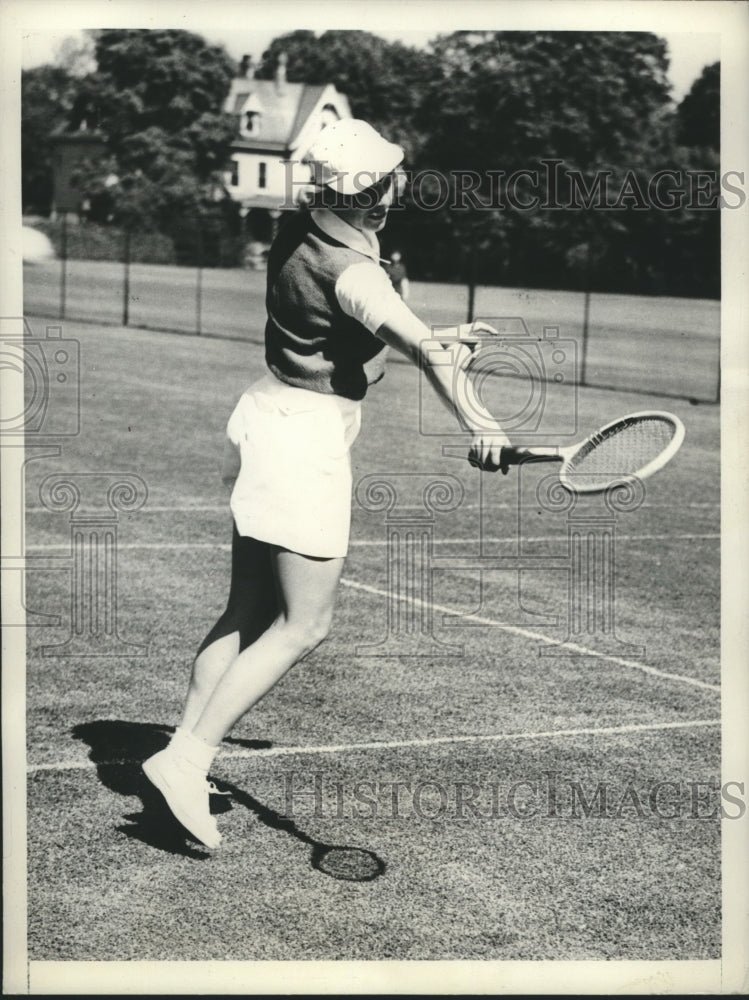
[223,372,362,558]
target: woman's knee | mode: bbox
[307,612,334,650]
[280,613,333,658]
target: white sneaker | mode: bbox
[143,749,222,849]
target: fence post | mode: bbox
[466,233,477,323]
[579,240,592,387]
[196,225,203,336]
[269,209,281,244]
[59,213,68,320]
[122,228,131,327]
[580,287,591,387]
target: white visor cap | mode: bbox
[303,119,404,196]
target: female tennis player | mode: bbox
[143,119,515,848]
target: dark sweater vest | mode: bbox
[264,210,389,401]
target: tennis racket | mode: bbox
[445,410,685,494]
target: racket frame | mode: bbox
[443,409,686,494]
[556,409,686,493]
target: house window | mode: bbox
[244,111,260,135]
[258,162,267,189]
[230,159,239,187]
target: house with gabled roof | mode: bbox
[224,53,352,227]
[48,51,351,253]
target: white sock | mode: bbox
[170,726,190,746]
[177,728,219,773]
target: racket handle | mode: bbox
[441,444,563,463]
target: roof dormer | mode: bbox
[320,103,340,129]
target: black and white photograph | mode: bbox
[2,0,747,994]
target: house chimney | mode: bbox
[239,54,254,79]
[275,52,287,93]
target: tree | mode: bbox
[676,62,719,152]
[424,31,672,170]
[71,29,238,230]
[21,65,81,214]
[414,31,704,293]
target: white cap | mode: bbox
[303,119,404,196]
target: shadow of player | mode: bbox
[72,719,386,881]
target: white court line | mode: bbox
[26,501,720,513]
[25,532,719,552]
[340,578,721,693]
[26,717,721,774]
[352,534,720,546]
[25,543,231,550]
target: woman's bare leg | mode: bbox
[190,546,343,747]
[144,544,341,848]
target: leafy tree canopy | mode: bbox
[399,30,713,295]
[71,29,238,228]
[676,61,719,151]
[421,31,673,173]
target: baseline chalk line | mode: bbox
[25,532,719,553]
[26,501,720,514]
[27,717,721,774]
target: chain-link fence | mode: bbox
[23,215,720,403]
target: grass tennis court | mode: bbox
[22,285,720,962]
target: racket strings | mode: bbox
[565,417,677,488]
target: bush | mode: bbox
[25,215,247,268]
[26,217,177,264]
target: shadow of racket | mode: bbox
[215,779,386,882]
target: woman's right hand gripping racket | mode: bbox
[446,411,685,494]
